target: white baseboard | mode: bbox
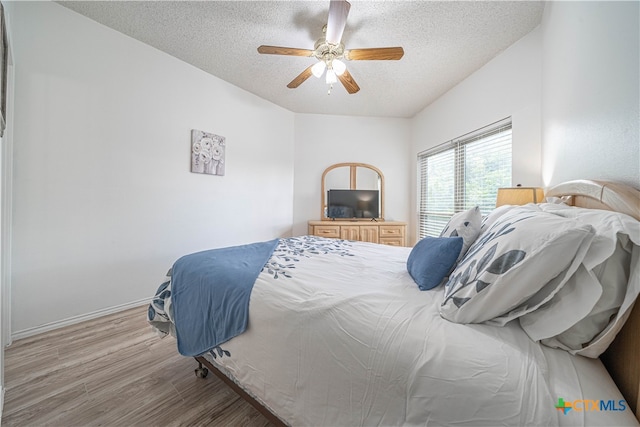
[11,298,151,341]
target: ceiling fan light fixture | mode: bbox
[332,59,346,76]
[325,68,338,84]
[257,0,403,95]
[311,61,326,78]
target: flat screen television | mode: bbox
[327,189,380,219]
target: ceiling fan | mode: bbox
[257,0,404,94]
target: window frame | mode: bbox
[417,118,512,239]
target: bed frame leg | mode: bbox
[194,358,209,378]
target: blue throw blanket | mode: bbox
[171,239,279,356]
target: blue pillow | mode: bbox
[407,236,463,291]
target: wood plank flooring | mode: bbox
[2,306,274,426]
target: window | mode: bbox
[418,119,512,238]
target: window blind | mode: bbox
[418,118,512,238]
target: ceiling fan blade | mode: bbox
[258,45,314,57]
[325,0,351,45]
[338,69,360,94]
[345,47,405,61]
[287,65,314,89]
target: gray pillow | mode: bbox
[439,206,482,261]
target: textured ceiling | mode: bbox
[57,1,544,118]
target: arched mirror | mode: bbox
[321,163,385,221]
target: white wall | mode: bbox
[9,2,294,334]
[541,1,639,188]
[7,0,640,337]
[292,114,411,236]
[0,3,13,407]
[410,27,543,244]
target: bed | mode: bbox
[148,179,640,426]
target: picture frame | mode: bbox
[0,2,8,138]
[191,129,226,176]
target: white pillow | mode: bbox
[439,206,482,260]
[544,195,572,205]
[519,204,640,357]
[480,204,519,232]
[518,264,603,339]
[440,206,595,324]
[556,238,630,346]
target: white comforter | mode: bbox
[201,236,636,426]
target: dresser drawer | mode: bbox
[379,237,405,246]
[379,225,405,237]
[313,225,341,238]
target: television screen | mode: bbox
[327,189,380,219]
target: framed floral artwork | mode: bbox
[191,129,225,176]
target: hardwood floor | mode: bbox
[2,306,274,426]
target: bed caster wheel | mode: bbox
[195,367,209,378]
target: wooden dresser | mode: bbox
[308,220,407,247]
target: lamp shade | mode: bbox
[496,187,544,207]
[332,59,347,76]
[311,61,326,78]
